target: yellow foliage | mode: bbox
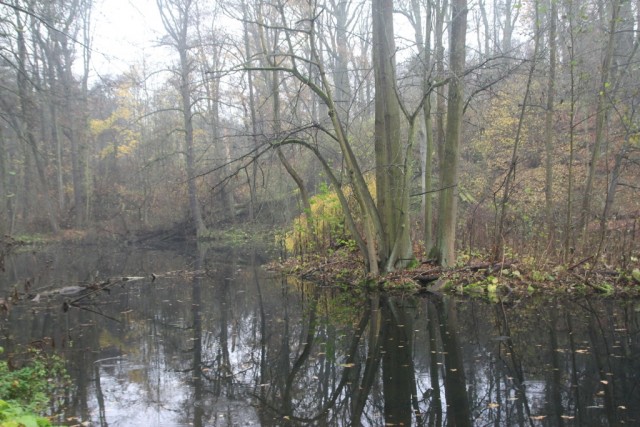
[283,176,376,255]
[284,182,343,254]
[90,80,141,160]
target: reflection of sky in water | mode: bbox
[1,245,639,426]
[89,354,186,426]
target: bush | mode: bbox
[0,346,68,426]
[0,399,51,427]
[284,182,350,255]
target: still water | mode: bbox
[1,244,639,426]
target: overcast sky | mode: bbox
[90,0,164,77]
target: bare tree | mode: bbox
[14,4,59,233]
[578,0,620,244]
[157,0,208,237]
[492,0,542,261]
[544,0,558,237]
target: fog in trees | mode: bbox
[0,0,639,268]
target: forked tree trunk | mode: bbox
[373,0,413,270]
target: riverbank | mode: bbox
[4,230,639,299]
[269,246,640,300]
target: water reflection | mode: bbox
[1,245,639,426]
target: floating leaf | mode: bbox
[530,415,547,420]
[488,402,500,409]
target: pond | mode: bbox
[1,244,639,426]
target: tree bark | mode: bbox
[242,0,259,222]
[411,0,435,251]
[373,0,413,270]
[435,0,467,267]
[564,3,578,262]
[0,127,9,234]
[434,0,448,175]
[544,0,557,236]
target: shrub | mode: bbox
[0,347,68,426]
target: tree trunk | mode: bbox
[595,142,628,262]
[544,0,557,237]
[493,0,541,261]
[435,0,467,267]
[579,0,620,244]
[0,127,9,234]
[502,0,519,54]
[434,0,448,174]
[411,0,435,251]
[242,0,259,222]
[479,0,491,56]
[307,11,383,274]
[16,10,59,234]
[429,0,447,259]
[158,0,207,238]
[180,47,207,237]
[332,0,352,123]
[564,4,578,262]
[47,0,90,227]
[373,0,413,270]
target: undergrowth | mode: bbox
[0,346,69,427]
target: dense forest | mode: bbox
[0,0,638,273]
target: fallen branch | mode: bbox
[568,256,593,271]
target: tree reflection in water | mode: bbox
[1,245,639,426]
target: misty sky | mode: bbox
[91,0,163,76]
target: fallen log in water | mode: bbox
[23,276,151,313]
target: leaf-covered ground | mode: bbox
[267,247,640,300]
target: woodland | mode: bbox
[0,0,639,278]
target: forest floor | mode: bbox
[267,246,640,300]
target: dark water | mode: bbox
[1,244,639,426]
